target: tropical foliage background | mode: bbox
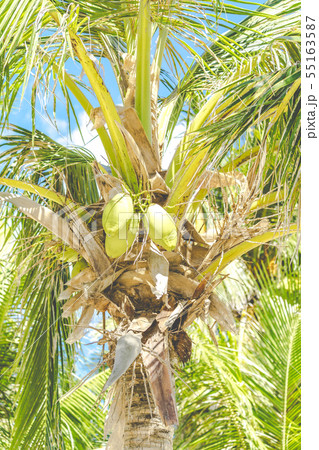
[0,244,301,449]
[0,0,300,448]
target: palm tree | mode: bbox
[0,0,300,448]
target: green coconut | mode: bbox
[143,204,177,251]
[104,214,140,258]
[102,193,134,237]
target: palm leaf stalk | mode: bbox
[0,0,300,448]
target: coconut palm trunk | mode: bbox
[0,0,300,447]
[111,365,174,449]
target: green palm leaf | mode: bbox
[175,259,301,449]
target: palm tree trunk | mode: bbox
[108,361,174,449]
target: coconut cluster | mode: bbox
[101,193,177,258]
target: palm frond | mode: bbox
[0,261,18,448]
[60,370,109,449]
[175,331,263,449]
[160,0,300,142]
[0,131,102,448]
[166,62,300,224]
[0,125,99,205]
[243,266,301,449]
[1,220,74,449]
[175,258,301,449]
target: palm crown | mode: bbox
[0,0,300,448]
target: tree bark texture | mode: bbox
[106,360,174,449]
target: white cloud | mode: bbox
[68,111,109,164]
[56,118,68,133]
[161,123,186,170]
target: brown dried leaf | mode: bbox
[107,292,135,320]
[58,286,77,301]
[128,316,154,333]
[199,170,248,190]
[168,272,198,298]
[209,293,237,334]
[163,303,184,330]
[193,274,210,299]
[156,309,173,333]
[92,161,122,202]
[116,269,154,289]
[182,219,209,245]
[163,251,183,266]
[171,330,192,364]
[180,241,209,268]
[93,293,113,313]
[99,268,126,291]
[180,277,226,330]
[65,304,95,344]
[66,267,97,289]
[0,193,85,257]
[122,53,136,108]
[149,172,170,195]
[1,194,111,276]
[90,107,106,129]
[94,293,129,322]
[205,321,219,351]
[120,295,135,319]
[117,107,160,174]
[98,336,108,345]
[68,211,113,276]
[62,293,83,318]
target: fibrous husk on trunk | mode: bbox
[141,325,178,427]
[104,381,125,449]
[105,364,174,449]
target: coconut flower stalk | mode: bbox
[0,0,300,448]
